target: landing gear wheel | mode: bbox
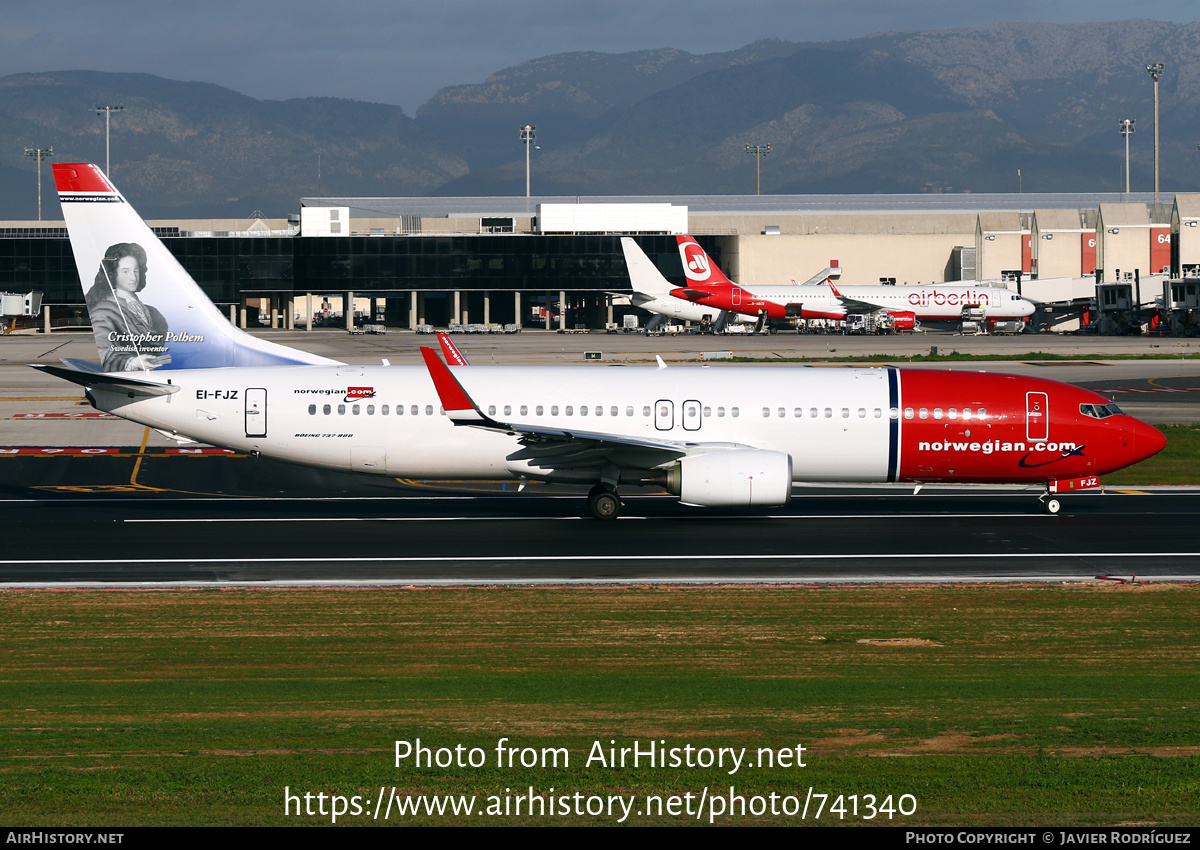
[588,485,622,521]
[1039,497,1061,515]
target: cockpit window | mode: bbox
[1080,402,1123,419]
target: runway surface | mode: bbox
[4,330,1198,586]
[4,452,1198,585]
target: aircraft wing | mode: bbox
[420,347,733,471]
[825,282,885,315]
[831,293,885,314]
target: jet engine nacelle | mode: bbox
[886,311,916,330]
[666,449,793,507]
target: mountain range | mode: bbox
[1,19,1197,220]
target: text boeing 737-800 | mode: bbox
[37,164,1163,519]
[670,236,1035,329]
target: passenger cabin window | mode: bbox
[308,404,316,415]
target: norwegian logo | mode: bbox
[680,242,711,282]
[345,386,376,402]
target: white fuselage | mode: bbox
[738,283,1034,321]
[630,292,750,325]
[96,364,895,482]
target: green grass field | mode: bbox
[3,586,1198,826]
[1103,425,1200,485]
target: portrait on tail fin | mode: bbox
[85,242,171,372]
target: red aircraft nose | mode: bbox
[1129,418,1167,464]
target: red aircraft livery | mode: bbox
[670,236,1035,326]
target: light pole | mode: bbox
[1146,63,1163,203]
[745,144,770,195]
[24,147,53,221]
[1118,118,1135,195]
[93,105,124,176]
[520,124,536,198]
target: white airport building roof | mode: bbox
[302,192,1168,220]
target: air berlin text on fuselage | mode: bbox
[907,291,991,307]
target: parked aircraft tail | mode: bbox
[619,237,676,297]
[53,163,337,373]
[676,236,735,288]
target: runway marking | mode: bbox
[122,513,1065,523]
[1097,387,1200,393]
[3,552,1199,566]
[9,412,117,418]
[6,488,1192,505]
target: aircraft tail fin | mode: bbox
[53,163,338,373]
[676,236,735,288]
[619,237,677,298]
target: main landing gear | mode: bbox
[588,483,623,521]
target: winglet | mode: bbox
[420,347,486,423]
[436,332,470,366]
[828,280,843,298]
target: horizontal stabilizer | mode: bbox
[31,362,180,398]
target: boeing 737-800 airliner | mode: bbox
[37,164,1163,519]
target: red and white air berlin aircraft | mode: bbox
[670,236,1035,329]
[37,164,1163,519]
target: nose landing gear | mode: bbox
[1038,493,1061,515]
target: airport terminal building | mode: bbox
[3,189,1198,332]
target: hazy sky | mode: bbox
[2,0,1196,113]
